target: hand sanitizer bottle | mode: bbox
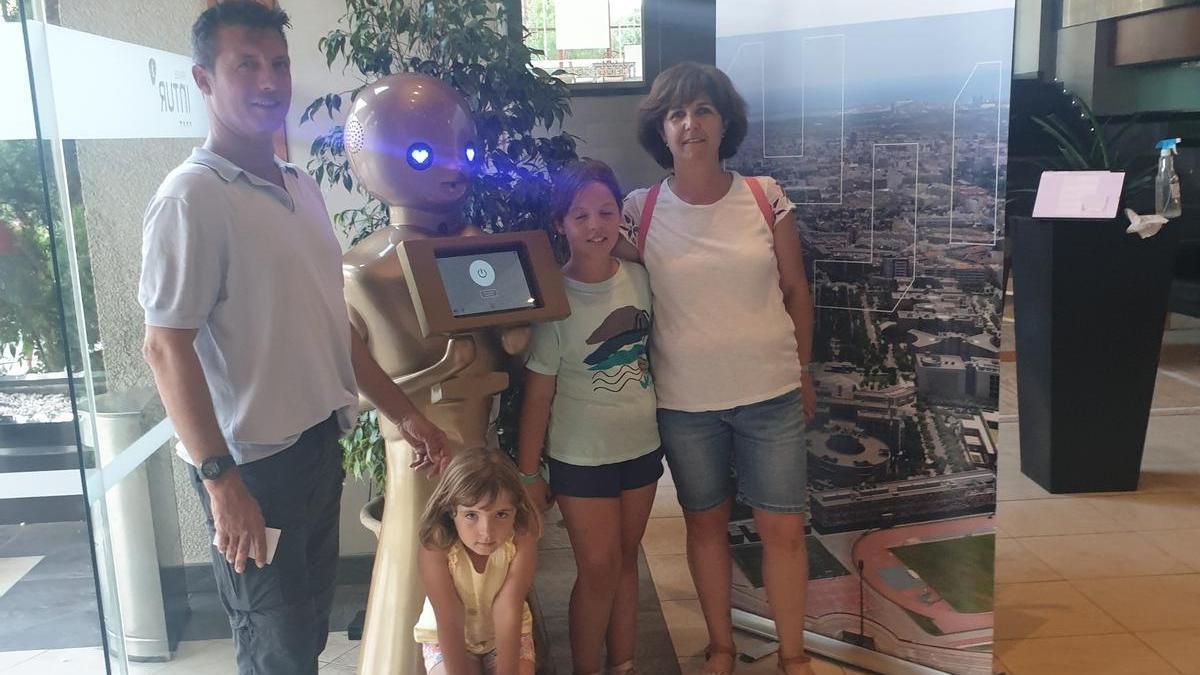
[1155,137,1182,219]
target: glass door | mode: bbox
[8,0,210,672]
[1,1,119,672]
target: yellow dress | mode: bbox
[412,538,533,654]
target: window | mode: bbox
[520,0,644,86]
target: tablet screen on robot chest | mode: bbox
[434,247,540,317]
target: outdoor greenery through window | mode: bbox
[521,0,643,85]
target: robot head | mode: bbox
[343,73,479,223]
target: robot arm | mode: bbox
[357,335,477,411]
[393,335,477,394]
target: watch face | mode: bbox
[200,459,220,479]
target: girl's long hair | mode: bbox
[418,447,544,550]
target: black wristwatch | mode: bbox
[199,455,237,481]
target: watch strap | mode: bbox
[518,465,544,485]
[201,454,236,480]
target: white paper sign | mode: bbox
[554,0,610,50]
[1032,171,1125,220]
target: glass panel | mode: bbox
[16,0,209,671]
[523,0,643,84]
[1,1,113,673]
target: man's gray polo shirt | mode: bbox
[139,147,358,465]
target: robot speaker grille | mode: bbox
[344,118,365,155]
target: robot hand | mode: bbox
[499,325,532,356]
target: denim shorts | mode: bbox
[657,389,808,514]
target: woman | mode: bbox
[618,61,816,675]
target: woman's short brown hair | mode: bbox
[418,447,543,550]
[636,61,748,169]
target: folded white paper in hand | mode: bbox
[1125,208,1169,239]
[214,527,281,565]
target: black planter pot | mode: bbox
[1011,215,1182,493]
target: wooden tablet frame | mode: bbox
[398,231,569,337]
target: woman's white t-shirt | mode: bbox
[621,172,803,412]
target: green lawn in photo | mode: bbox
[890,533,995,614]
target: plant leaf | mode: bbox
[1032,117,1089,169]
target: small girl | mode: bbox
[414,447,543,675]
[518,159,662,675]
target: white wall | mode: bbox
[560,94,666,192]
[1013,0,1043,77]
[284,0,370,250]
[285,0,378,556]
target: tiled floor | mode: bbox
[0,522,104,652]
[2,349,1197,674]
[0,633,359,674]
[642,468,869,675]
[533,504,682,674]
[0,558,40,598]
[990,347,1200,675]
[640,347,1200,675]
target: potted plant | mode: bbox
[301,0,579,522]
[1007,79,1182,493]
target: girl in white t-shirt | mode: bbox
[618,62,817,675]
[519,159,661,675]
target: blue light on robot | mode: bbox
[465,143,477,163]
[407,142,433,170]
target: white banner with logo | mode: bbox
[2,21,207,141]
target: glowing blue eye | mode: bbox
[407,142,433,170]
[465,144,476,163]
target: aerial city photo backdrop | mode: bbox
[717,1,1013,672]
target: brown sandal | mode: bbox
[702,643,737,675]
[776,653,814,675]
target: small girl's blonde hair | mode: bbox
[418,447,543,550]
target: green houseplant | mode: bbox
[1007,81,1156,214]
[0,140,101,377]
[303,0,578,492]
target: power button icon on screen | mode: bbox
[469,260,496,287]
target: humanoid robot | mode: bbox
[341,73,565,674]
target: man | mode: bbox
[139,3,447,673]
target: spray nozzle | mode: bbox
[1157,137,1181,155]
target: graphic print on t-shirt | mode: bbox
[584,305,651,393]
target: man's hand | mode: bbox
[399,411,450,475]
[523,476,554,512]
[206,473,267,573]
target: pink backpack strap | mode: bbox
[636,182,662,262]
[744,176,776,227]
